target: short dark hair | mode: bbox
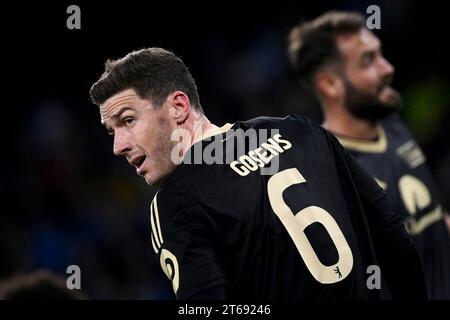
[287,11,366,86]
[90,48,203,112]
[0,270,88,300]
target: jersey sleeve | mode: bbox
[150,192,227,299]
[327,130,428,299]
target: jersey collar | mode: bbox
[195,123,234,143]
[335,126,388,153]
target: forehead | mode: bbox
[337,29,380,57]
[100,88,143,124]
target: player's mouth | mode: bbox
[136,156,147,175]
[378,76,393,95]
[130,155,147,174]
[379,86,395,100]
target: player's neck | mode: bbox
[323,111,379,140]
[190,113,219,146]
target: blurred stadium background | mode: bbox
[1,0,449,299]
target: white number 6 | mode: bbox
[268,168,354,284]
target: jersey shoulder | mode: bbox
[238,114,336,148]
[380,114,416,142]
[239,114,325,134]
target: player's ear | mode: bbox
[168,91,191,124]
[314,71,343,99]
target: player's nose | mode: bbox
[379,56,395,77]
[113,131,132,156]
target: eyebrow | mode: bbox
[360,45,381,61]
[362,40,382,55]
[361,50,376,58]
[101,106,133,127]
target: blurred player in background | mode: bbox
[89,48,426,299]
[288,10,450,299]
[0,270,86,300]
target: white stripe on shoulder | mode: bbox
[153,194,164,246]
[150,193,164,253]
[151,232,159,254]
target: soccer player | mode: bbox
[89,48,426,299]
[288,11,450,299]
[0,270,87,300]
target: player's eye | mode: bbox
[361,52,375,67]
[123,117,136,127]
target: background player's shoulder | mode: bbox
[380,114,415,139]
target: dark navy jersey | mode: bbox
[149,115,425,300]
[335,114,450,299]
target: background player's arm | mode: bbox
[330,133,428,299]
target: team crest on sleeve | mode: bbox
[160,248,180,294]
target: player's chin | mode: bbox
[143,170,167,187]
[141,162,176,187]
[142,171,156,186]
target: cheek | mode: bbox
[144,123,174,159]
[349,69,380,91]
[134,120,159,151]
